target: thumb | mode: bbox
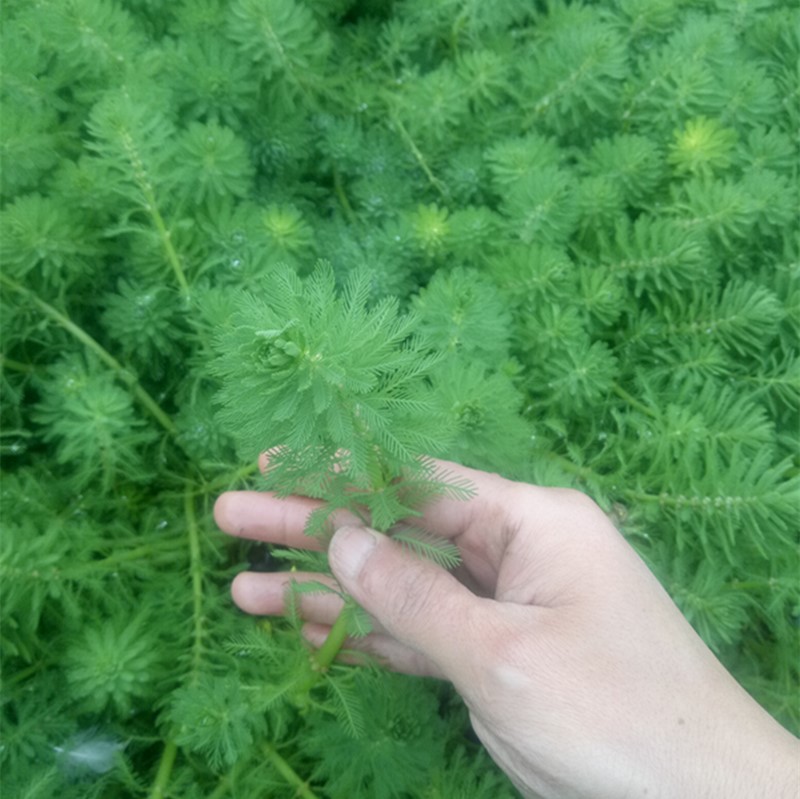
[328,525,483,679]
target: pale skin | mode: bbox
[214,457,800,799]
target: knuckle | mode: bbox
[500,478,537,506]
[470,622,537,704]
[554,486,601,512]
[381,566,440,626]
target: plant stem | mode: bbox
[730,579,779,592]
[541,449,603,484]
[292,607,350,697]
[612,382,659,419]
[185,490,206,680]
[4,660,47,688]
[199,461,261,495]
[91,539,184,569]
[206,760,247,799]
[311,608,350,671]
[332,166,357,224]
[118,128,190,295]
[147,739,178,799]
[141,183,191,295]
[0,275,177,435]
[390,116,448,198]
[263,743,319,799]
[0,354,36,372]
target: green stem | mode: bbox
[311,608,350,672]
[612,382,659,419]
[185,490,206,680]
[119,128,190,295]
[730,579,779,592]
[450,11,466,58]
[3,660,47,688]
[263,743,319,799]
[147,740,178,799]
[541,450,605,486]
[332,166,357,224]
[0,275,177,435]
[0,354,36,373]
[293,607,351,697]
[200,462,261,494]
[623,489,662,504]
[206,760,247,799]
[92,540,184,568]
[1,539,182,590]
[141,184,191,295]
[390,116,448,198]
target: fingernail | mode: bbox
[330,526,378,582]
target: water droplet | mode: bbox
[156,519,168,530]
[54,732,125,775]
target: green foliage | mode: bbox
[213,262,449,473]
[302,671,448,799]
[34,355,158,492]
[168,674,269,771]
[391,528,462,570]
[64,605,167,715]
[0,194,97,287]
[227,0,331,83]
[1,0,798,797]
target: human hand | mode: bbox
[215,458,799,799]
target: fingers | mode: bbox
[231,570,440,675]
[328,525,489,683]
[214,491,363,549]
[217,455,528,563]
[215,456,530,608]
[231,570,394,637]
[231,570,343,617]
[215,491,324,548]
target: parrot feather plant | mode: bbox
[1,0,797,797]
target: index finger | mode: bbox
[214,491,326,550]
[214,457,525,568]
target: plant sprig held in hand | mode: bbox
[212,261,473,668]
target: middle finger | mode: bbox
[231,570,387,637]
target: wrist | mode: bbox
[664,689,799,799]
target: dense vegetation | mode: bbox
[1,0,798,796]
